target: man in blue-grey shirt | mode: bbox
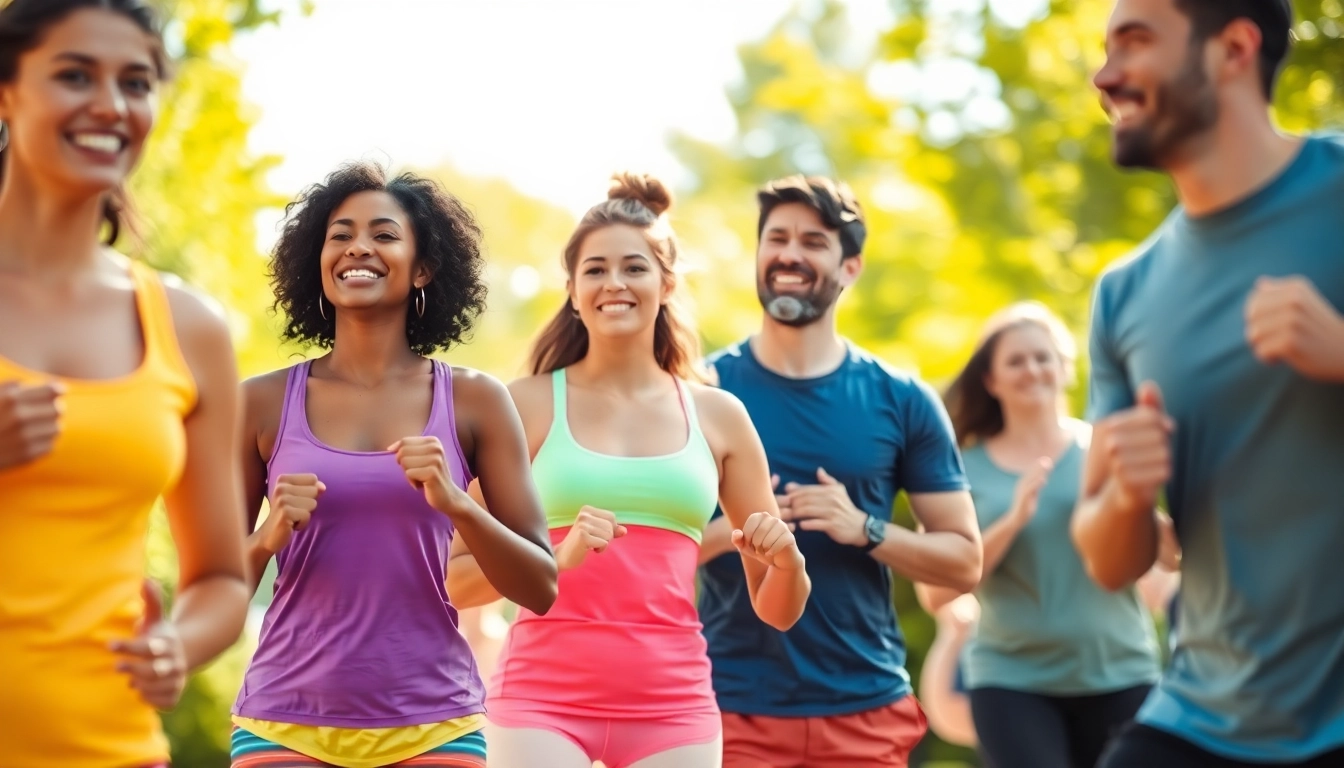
[697,176,983,768]
[1077,1,1344,766]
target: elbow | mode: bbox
[949,540,983,594]
[516,562,560,616]
[1082,558,1139,593]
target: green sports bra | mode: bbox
[531,368,721,543]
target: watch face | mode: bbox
[866,516,884,543]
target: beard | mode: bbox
[1112,47,1220,170]
[757,263,845,328]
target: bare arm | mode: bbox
[869,491,981,593]
[705,389,809,632]
[917,507,1019,614]
[919,594,980,749]
[237,372,286,596]
[159,288,249,669]
[1070,386,1171,591]
[444,371,556,615]
[445,481,506,609]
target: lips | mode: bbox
[766,265,816,292]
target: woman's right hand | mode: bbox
[260,473,325,554]
[0,381,63,470]
[1009,456,1054,525]
[555,505,627,571]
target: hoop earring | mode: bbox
[415,287,426,319]
[0,121,8,153]
[318,294,328,321]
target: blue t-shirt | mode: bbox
[1087,134,1344,761]
[699,339,968,716]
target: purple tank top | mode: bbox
[233,360,485,728]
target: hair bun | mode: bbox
[607,172,673,217]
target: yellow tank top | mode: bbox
[0,261,197,768]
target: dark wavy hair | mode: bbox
[529,172,703,381]
[944,302,1077,447]
[0,0,166,246]
[1175,0,1292,100]
[270,162,487,356]
[756,175,867,259]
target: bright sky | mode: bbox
[235,0,1046,223]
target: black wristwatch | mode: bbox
[862,514,886,552]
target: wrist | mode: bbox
[857,511,885,551]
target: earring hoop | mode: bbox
[0,121,8,153]
[415,287,426,319]
[318,294,328,321]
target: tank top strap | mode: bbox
[127,260,197,406]
[549,368,570,437]
[673,376,712,454]
[431,360,474,486]
[268,361,312,471]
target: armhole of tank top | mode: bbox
[675,377,713,457]
[547,367,570,440]
[129,261,200,410]
[438,361,474,487]
[265,362,306,476]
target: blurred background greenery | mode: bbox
[131,0,1342,764]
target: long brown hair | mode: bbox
[529,172,703,380]
[944,302,1077,447]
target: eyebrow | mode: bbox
[1109,20,1154,39]
[328,217,403,229]
[54,52,155,74]
[766,226,832,239]
[581,253,650,265]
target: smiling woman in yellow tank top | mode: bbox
[0,3,249,766]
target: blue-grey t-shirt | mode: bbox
[1086,134,1344,761]
[699,339,968,716]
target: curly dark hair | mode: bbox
[270,162,488,356]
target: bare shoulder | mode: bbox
[243,368,290,412]
[160,272,233,351]
[450,365,510,405]
[505,372,554,415]
[687,381,748,421]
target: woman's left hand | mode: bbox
[110,580,188,711]
[390,436,467,515]
[733,512,805,571]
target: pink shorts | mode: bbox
[489,708,721,768]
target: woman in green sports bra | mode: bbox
[447,173,811,768]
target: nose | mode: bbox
[1093,53,1121,95]
[776,241,805,265]
[345,235,373,258]
[87,75,129,122]
[602,269,627,291]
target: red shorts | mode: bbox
[721,695,928,768]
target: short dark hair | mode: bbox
[1174,0,1293,100]
[270,162,488,356]
[756,175,867,259]
[0,0,167,246]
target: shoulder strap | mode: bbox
[128,261,197,405]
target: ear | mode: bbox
[839,254,864,288]
[1216,17,1266,91]
[413,263,432,290]
[982,369,1001,400]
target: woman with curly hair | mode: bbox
[229,162,558,768]
[0,1,249,765]
[448,173,810,768]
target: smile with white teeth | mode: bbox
[70,132,123,153]
[339,268,382,280]
[773,274,809,285]
[1111,101,1142,125]
[598,302,634,314]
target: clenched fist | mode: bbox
[733,512,805,571]
[0,381,63,470]
[261,473,325,554]
[555,506,627,571]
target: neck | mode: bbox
[751,309,847,379]
[0,169,108,277]
[997,402,1070,446]
[571,330,668,392]
[1166,104,1302,217]
[324,313,424,386]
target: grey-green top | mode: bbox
[962,433,1161,695]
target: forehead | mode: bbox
[995,323,1057,354]
[579,224,653,258]
[763,202,835,237]
[328,190,408,225]
[27,8,158,71]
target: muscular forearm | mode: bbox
[748,561,810,632]
[698,515,735,565]
[873,525,981,592]
[1071,484,1159,591]
[451,503,557,615]
[446,553,505,610]
[172,574,249,671]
